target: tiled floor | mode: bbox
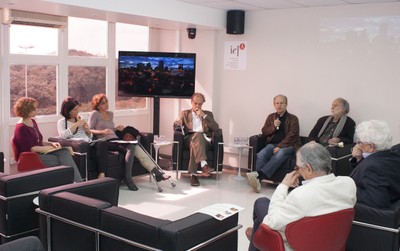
[118,167,276,251]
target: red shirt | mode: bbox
[12,119,43,161]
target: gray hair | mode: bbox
[335,98,350,114]
[355,120,392,151]
[273,94,288,104]
[296,142,332,174]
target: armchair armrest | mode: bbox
[327,143,355,160]
[49,192,112,228]
[100,206,171,249]
[211,129,224,170]
[347,202,400,251]
[137,132,153,153]
[159,213,239,251]
[0,166,74,239]
[0,166,74,198]
[48,137,90,153]
[211,129,223,145]
[0,152,4,173]
[353,202,400,229]
[39,177,119,211]
[248,134,266,170]
[172,131,184,170]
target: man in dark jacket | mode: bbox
[247,94,301,193]
[350,120,400,208]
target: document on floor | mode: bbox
[196,203,244,221]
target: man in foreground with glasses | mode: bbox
[246,142,356,251]
[350,120,400,209]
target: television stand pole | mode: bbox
[153,97,160,135]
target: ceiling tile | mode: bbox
[235,0,303,9]
[176,0,400,11]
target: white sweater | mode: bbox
[263,174,357,251]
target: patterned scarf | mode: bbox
[317,115,347,139]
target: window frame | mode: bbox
[6,19,151,126]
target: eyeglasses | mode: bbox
[100,100,108,105]
[294,164,306,171]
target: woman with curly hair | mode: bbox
[12,97,83,182]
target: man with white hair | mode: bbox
[350,120,400,209]
[246,142,356,251]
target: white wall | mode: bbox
[215,3,400,147]
[4,2,400,171]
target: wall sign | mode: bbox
[224,41,247,70]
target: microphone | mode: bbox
[276,114,280,130]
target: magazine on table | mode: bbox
[41,146,74,155]
[196,203,244,221]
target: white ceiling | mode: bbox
[0,0,399,31]
[177,0,400,11]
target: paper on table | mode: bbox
[196,203,244,221]
[110,140,138,144]
[42,146,74,156]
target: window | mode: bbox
[8,17,151,119]
[68,17,107,57]
[9,24,59,116]
[68,66,106,112]
[115,23,149,110]
[10,64,57,116]
[10,25,58,55]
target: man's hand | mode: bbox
[281,171,301,187]
[273,146,280,154]
[193,108,205,117]
[174,118,182,126]
[352,145,363,161]
[274,118,281,129]
[328,137,340,144]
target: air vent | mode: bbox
[2,9,67,28]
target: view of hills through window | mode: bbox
[10,50,145,117]
[9,19,148,117]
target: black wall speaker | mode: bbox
[227,10,245,35]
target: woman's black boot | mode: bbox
[125,178,138,191]
[151,168,170,182]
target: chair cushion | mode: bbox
[100,206,171,249]
[159,213,238,251]
[50,192,111,228]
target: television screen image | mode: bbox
[118,51,196,98]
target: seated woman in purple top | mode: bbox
[12,97,82,182]
[88,93,170,191]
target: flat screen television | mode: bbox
[118,51,196,98]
